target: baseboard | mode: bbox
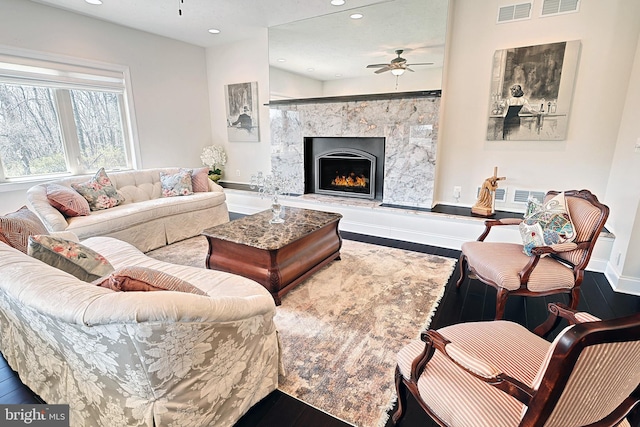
[605,263,640,296]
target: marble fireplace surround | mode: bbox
[269,93,441,208]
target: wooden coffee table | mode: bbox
[202,207,342,305]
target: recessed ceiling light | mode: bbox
[85,0,102,4]
[331,0,345,5]
[208,28,221,34]
[350,13,364,19]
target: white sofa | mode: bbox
[0,236,280,427]
[27,168,229,252]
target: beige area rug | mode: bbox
[147,236,456,427]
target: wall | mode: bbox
[270,64,444,100]
[0,0,212,213]
[437,0,640,209]
[604,28,640,294]
[206,36,272,184]
[269,67,323,100]
[322,67,444,97]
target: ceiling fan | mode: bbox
[366,49,433,75]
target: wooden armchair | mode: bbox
[393,303,640,427]
[456,189,609,319]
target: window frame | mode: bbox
[0,46,140,188]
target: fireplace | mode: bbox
[316,149,376,199]
[304,137,385,201]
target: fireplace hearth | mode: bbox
[304,137,384,201]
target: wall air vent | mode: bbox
[513,189,546,204]
[541,0,580,17]
[497,2,532,23]
[477,187,507,203]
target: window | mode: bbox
[0,49,137,182]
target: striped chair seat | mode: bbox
[397,321,550,427]
[456,190,610,319]
[394,310,640,427]
[461,241,575,292]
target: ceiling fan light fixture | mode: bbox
[391,68,405,76]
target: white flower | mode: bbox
[200,145,227,169]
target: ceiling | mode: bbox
[30,0,448,81]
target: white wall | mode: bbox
[269,67,323,100]
[437,0,640,208]
[205,35,272,184]
[604,27,640,294]
[0,0,212,212]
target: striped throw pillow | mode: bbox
[0,206,48,254]
[46,183,91,217]
[93,266,207,295]
[191,167,211,192]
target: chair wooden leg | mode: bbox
[569,287,581,310]
[392,366,407,425]
[495,288,509,319]
[456,254,467,288]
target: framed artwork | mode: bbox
[225,81,259,142]
[487,40,580,141]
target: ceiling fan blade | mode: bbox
[374,66,391,74]
[405,62,434,66]
[366,64,389,68]
[405,67,415,72]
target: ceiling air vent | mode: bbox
[541,0,580,17]
[513,189,546,204]
[497,2,532,23]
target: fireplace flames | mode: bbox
[331,172,368,188]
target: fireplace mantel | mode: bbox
[266,90,441,106]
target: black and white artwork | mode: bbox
[487,40,580,141]
[225,81,259,142]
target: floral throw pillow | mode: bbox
[93,266,207,295]
[71,168,124,211]
[160,169,194,197]
[28,235,114,282]
[519,192,576,256]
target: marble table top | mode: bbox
[202,207,342,251]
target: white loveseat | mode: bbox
[0,236,280,427]
[27,168,229,252]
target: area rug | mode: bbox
[147,236,456,427]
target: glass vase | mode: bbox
[269,195,284,224]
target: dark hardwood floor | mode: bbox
[1,228,639,427]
